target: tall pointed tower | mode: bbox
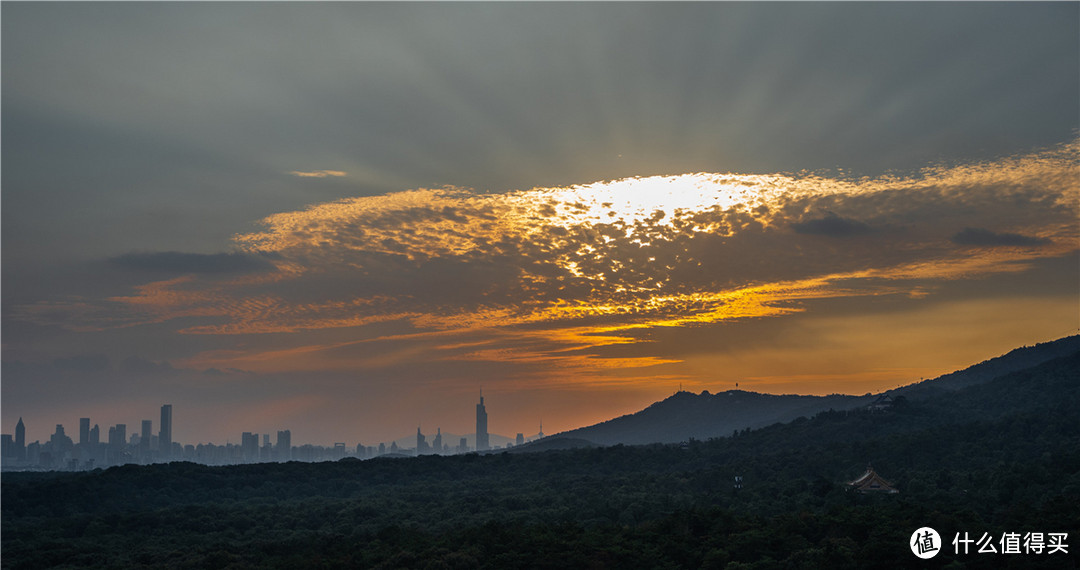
[476,391,489,451]
[15,417,25,460]
[416,426,428,455]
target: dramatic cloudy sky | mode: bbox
[3,3,1077,446]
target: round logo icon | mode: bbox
[910,527,942,559]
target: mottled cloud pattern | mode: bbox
[18,142,1079,374]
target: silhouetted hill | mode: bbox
[556,335,1080,446]
[3,339,1077,569]
[556,390,872,445]
[726,349,1080,462]
[896,334,1080,400]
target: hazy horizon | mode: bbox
[3,3,1077,446]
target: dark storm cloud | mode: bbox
[950,228,1053,248]
[109,251,277,275]
[792,213,874,238]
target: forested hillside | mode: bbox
[3,351,1078,569]
[553,335,1080,447]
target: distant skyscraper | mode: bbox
[109,424,126,447]
[15,417,25,460]
[241,432,259,462]
[416,427,429,455]
[276,430,291,461]
[516,433,524,446]
[49,424,74,467]
[476,392,489,452]
[80,418,90,446]
[433,428,443,454]
[108,424,127,464]
[140,420,152,457]
[89,424,100,446]
[159,404,172,459]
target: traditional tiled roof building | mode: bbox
[849,464,899,493]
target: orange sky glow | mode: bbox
[4,3,1076,446]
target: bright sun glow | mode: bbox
[23,142,1076,376]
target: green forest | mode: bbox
[3,353,1078,569]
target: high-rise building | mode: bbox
[241,432,259,462]
[261,434,271,461]
[89,424,100,445]
[276,430,291,461]
[109,424,127,448]
[15,417,25,460]
[516,433,524,446]
[159,404,172,459]
[140,420,153,457]
[108,424,127,464]
[416,427,429,455]
[50,424,72,446]
[476,392,489,451]
[80,418,90,446]
[51,424,74,467]
[433,428,443,454]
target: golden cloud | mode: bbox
[21,141,1079,375]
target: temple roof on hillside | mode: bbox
[849,464,899,493]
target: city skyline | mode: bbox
[3,3,1077,445]
[2,393,546,468]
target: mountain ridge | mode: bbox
[551,334,1080,446]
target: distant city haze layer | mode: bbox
[2,3,1077,445]
[4,336,1076,470]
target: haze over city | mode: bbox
[3,2,1077,448]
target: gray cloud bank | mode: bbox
[951,228,1052,248]
[16,141,1072,343]
[3,3,1077,290]
[110,251,277,275]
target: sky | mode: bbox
[3,2,1078,447]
